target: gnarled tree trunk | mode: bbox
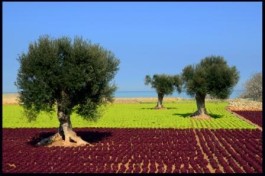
[191,93,208,117]
[155,93,164,109]
[36,100,90,147]
[57,109,88,146]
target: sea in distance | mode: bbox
[3,90,243,99]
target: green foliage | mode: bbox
[173,75,182,93]
[145,74,182,95]
[3,101,256,129]
[240,72,262,101]
[16,35,120,121]
[182,56,239,99]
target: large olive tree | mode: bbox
[16,36,120,146]
[181,56,239,117]
[145,74,182,109]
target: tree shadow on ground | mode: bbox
[166,107,178,110]
[173,113,193,118]
[208,113,223,119]
[27,130,112,146]
[173,113,223,119]
[76,131,112,143]
[141,107,178,110]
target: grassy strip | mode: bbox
[3,100,256,129]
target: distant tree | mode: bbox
[145,74,182,109]
[16,35,120,146]
[181,56,239,117]
[240,72,262,101]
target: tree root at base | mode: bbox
[36,131,93,147]
[190,111,211,119]
[154,106,166,110]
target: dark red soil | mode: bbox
[232,111,262,127]
[2,128,262,173]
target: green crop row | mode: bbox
[2,100,256,129]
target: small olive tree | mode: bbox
[145,74,182,109]
[181,56,239,117]
[16,35,120,146]
[240,72,262,101]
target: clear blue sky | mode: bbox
[3,2,262,93]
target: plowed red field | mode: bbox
[3,128,262,173]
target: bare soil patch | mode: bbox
[227,99,262,111]
[4,94,261,111]
[2,93,19,105]
[113,97,182,104]
[191,114,211,120]
[2,95,184,105]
